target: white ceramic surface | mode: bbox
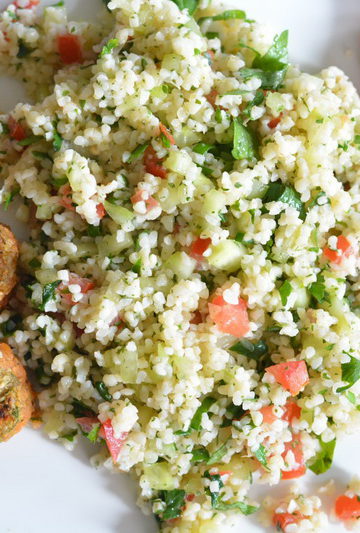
[1,1,359,531]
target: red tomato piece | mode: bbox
[282,402,301,424]
[323,235,353,264]
[206,89,218,107]
[101,419,128,463]
[58,184,76,211]
[189,237,211,262]
[266,361,309,396]
[268,114,283,129]
[159,123,175,145]
[185,494,195,502]
[57,34,83,65]
[131,189,159,212]
[273,512,304,531]
[143,146,167,179]
[208,294,250,338]
[15,0,39,7]
[8,116,26,141]
[58,273,95,305]
[260,405,277,424]
[281,433,306,480]
[335,495,360,521]
[96,203,106,219]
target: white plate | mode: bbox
[1,1,359,531]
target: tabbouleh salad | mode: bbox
[1,0,360,531]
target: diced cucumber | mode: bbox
[266,92,285,116]
[150,85,168,101]
[103,347,138,383]
[143,462,176,490]
[173,126,201,148]
[165,251,196,279]
[162,54,183,71]
[36,204,54,220]
[97,232,132,257]
[184,17,202,37]
[35,269,59,285]
[104,201,134,225]
[208,239,245,272]
[164,150,193,176]
[68,242,98,259]
[194,174,214,195]
[202,189,227,215]
[293,285,309,308]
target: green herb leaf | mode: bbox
[17,135,42,146]
[190,396,216,431]
[198,9,246,24]
[39,281,61,311]
[191,447,210,463]
[230,339,268,360]
[2,187,20,210]
[94,381,113,402]
[254,444,268,467]
[264,181,305,219]
[170,0,199,15]
[17,40,33,58]
[346,391,356,405]
[32,151,53,161]
[207,443,227,465]
[86,423,100,443]
[156,490,186,521]
[337,355,360,392]
[308,437,336,475]
[253,30,288,72]
[240,68,287,91]
[231,118,257,160]
[100,38,119,57]
[127,142,149,163]
[71,399,96,418]
[52,122,63,152]
[244,89,265,118]
[309,275,328,304]
[131,258,142,274]
[213,501,258,515]
[193,142,214,154]
[279,280,292,306]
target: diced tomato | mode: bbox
[266,361,309,396]
[96,203,106,219]
[143,146,167,179]
[58,273,95,305]
[260,405,277,424]
[8,116,26,141]
[335,495,360,521]
[101,418,128,463]
[323,235,353,265]
[282,402,301,424]
[218,470,232,478]
[273,512,304,531]
[186,494,195,502]
[189,237,211,262]
[57,34,83,65]
[14,0,39,8]
[268,114,283,129]
[208,293,250,338]
[281,433,306,480]
[159,123,175,145]
[58,184,76,211]
[206,89,218,107]
[131,188,159,212]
